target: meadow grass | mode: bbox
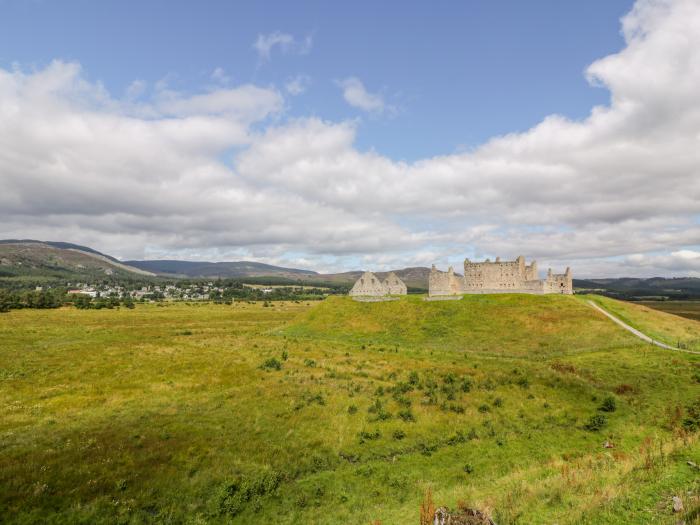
[1,296,699,524]
[586,295,700,351]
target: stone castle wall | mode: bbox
[430,256,572,296]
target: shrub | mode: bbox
[516,376,530,389]
[304,358,316,368]
[599,396,617,413]
[493,397,503,408]
[443,372,457,385]
[460,377,473,393]
[394,394,412,408]
[392,429,406,440]
[408,371,420,385]
[358,430,381,444]
[218,471,281,517]
[281,350,289,361]
[682,399,700,432]
[478,404,490,413]
[398,409,416,422]
[583,414,607,431]
[463,463,474,474]
[348,405,358,415]
[260,358,282,371]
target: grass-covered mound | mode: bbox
[284,294,638,357]
[1,298,699,524]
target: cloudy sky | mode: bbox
[1,0,699,277]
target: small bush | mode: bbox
[392,429,406,440]
[478,404,490,413]
[398,409,416,422]
[682,399,700,432]
[598,396,617,412]
[348,405,358,415]
[304,358,316,368]
[260,358,282,371]
[218,471,281,517]
[460,377,473,393]
[408,371,420,385]
[516,376,530,389]
[583,414,607,432]
[358,430,381,444]
[281,350,289,361]
[493,397,503,408]
[463,463,474,474]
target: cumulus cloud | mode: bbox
[336,77,385,112]
[210,67,230,84]
[285,74,311,96]
[2,0,700,276]
[253,31,312,61]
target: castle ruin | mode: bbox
[429,256,572,297]
[349,271,407,297]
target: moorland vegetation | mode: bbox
[1,295,699,523]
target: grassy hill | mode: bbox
[124,259,319,279]
[1,295,699,523]
[0,241,154,282]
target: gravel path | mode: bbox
[587,300,700,355]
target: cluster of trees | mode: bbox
[0,288,66,312]
[0,288,138,313]
[72,294,135,310]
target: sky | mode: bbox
[1,0,699,277]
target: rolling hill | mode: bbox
[0,241,155,281]
[123,259,319,279]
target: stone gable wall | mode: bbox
[349,271,407,296]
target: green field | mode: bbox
[1,295,700,524]
[634,301,700,323]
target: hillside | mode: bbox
[2,295,699,524]
[0,241,155,281]
[124,259,319,279]
[285,294,639,357]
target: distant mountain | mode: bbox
[0,241,155,281]
[124,259,319,279]
[574,277,700,299]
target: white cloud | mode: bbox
[285,74,311,96]
[253,31,312,61]
[336,77,385,112]
[125,79,146,100]
[2,0,700,277]
[210,67,230,84]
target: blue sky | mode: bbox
[0,0,632,159]
[1,0,700,277]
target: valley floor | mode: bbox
[1,296,699,524]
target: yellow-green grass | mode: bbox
[586,295,700,351]
[0,297,699,524]
[635,301,700,322]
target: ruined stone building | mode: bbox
[429,256,572,296]
[349,271,407,297]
